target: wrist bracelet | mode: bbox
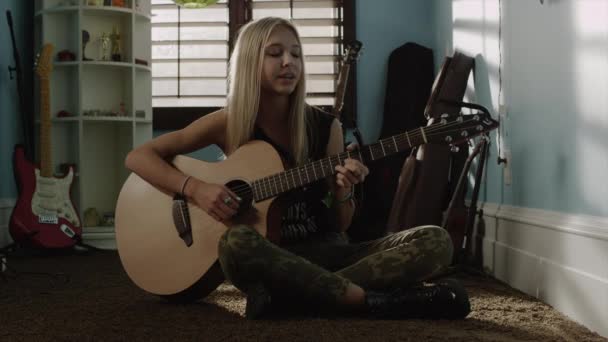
[335,188,354,203]
[180,175,192,197]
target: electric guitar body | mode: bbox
[9,43,82,249]
[10,145,81,248]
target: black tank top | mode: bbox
[253,106,336,244]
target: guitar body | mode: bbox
[10,145,82,249]
[115,140,285,299]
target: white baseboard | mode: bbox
[82,226,117,250]
[476,203,608,338]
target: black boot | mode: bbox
[245,283,273,320]
[364,278,471,320]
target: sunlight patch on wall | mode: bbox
[577,135,607,206]
[453,0,498,23]
[575,1,608,36]
[452,0,502,191]
[452,0,500,107]
[575,1,608,210]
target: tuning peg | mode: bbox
[450,145,460,153]
[441,113,449,118]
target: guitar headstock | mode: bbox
[342,40,362,64]
[426,113,499,146]
[34,43,54,80]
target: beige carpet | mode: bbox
[0,250,605,341]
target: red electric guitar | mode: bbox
[9,43,82,249]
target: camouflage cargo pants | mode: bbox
[218,225,453,307]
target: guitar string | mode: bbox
[207,117,494,199]
[225,118,493,199]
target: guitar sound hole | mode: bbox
[225,179,253,216]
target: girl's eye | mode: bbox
[267,49,282,57]
[291,53,301,58]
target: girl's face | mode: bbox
[260,25,303,97]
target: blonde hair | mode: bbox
[225,17,309,166]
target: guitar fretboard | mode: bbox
[39,77,53,178]
[251,127,428,201]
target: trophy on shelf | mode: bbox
[99,32,110,61]
[110,26,122,62]
[82,30,93,61]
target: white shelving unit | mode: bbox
[34,0,152,239]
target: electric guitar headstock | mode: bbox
[341,40,362,65]
[333,41,363,118]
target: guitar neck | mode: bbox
[332,63,351,118]
[39,77,53,178]
[252,127,428,201]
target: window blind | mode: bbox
[151,0,230,107]
[151,0,343,108]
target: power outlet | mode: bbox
[503,149,512,185]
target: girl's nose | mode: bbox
[282,52,295,66]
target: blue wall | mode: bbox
[0,1,32,199]
[433,0,608,218]
[355,0,434,143]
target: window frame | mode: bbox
[153,0,357,130]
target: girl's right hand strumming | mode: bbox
[186,179,240,222]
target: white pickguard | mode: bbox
[31,169,81,227]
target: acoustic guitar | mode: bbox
[115,114,498,301]
[10,43,82,249]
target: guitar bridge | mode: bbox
[172,195,193,247]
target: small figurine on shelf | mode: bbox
[101,212,115,226]
[112,0,126,7]
[84,208,100,227]
[82,30,93,61]
[57,50,76,62]
[99,32,110,61]
[110,26,122,62]
[118,102,126,117]
[56,110,73,117]
[135,58,149,66]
